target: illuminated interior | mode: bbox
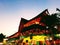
[23,35,47,42]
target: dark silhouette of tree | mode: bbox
[56,8,60,12]
[41,14,58,26]
[41,14,59,34]
[0,33,6,42]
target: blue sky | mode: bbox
[0,0,60,36]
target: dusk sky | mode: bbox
[0,0,60,36]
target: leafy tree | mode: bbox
[0,33,6,42]
[41,13,59,35]
[41,14,58,27]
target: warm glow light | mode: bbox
[56,34,60,36]
[23,35,47,42]
[0,43,3,45]
[3,38,8,44]
[35,22,39,24]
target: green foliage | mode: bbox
[0,33,5,42]
[41,14,58,26]
[41,14,59,34]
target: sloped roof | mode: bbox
[28,9,49,22]
[8,32,20,38]
[21,9,49,32]
[8,9,49,38]
[20,18,28,24]
[24,9,49,27]
[8,18,28,38]
[18,18,28,32]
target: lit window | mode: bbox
[35,22,39,24]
